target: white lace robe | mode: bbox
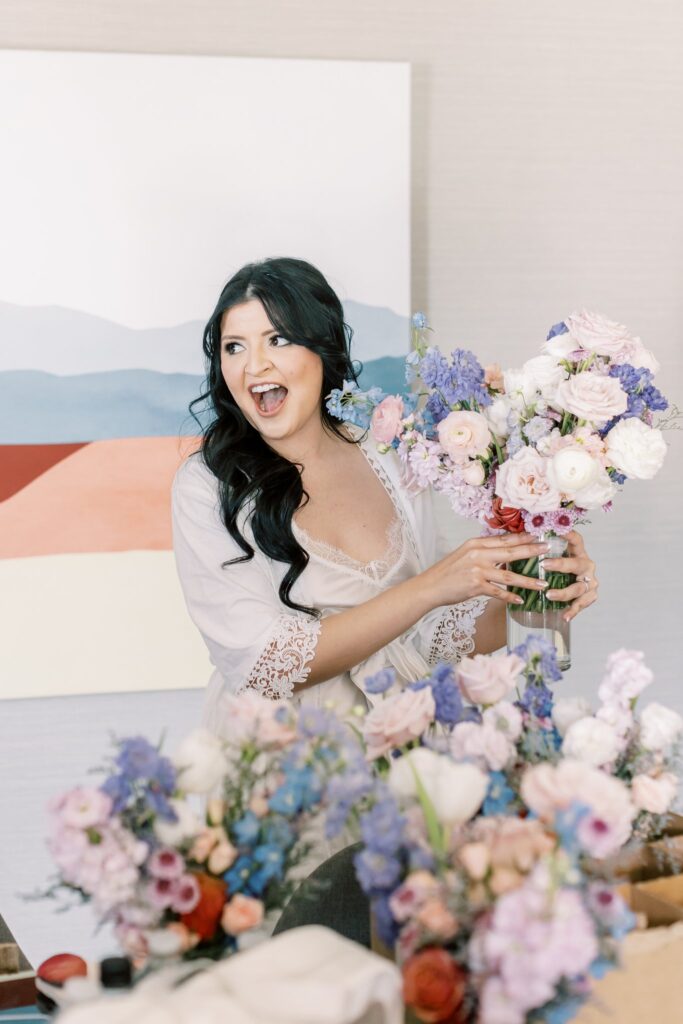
[172,435,486,737]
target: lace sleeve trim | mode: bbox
[427,597,488,666]
[239,613,321,700]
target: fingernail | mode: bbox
[538,581,548,588]
[514,596,523,604]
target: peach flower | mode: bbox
[484,363,504,392]
[207,840,237,875]
[416,900,459,939]
[221,894,265,936]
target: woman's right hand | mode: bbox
[419,532,551,609]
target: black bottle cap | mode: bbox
[100,956,133,989]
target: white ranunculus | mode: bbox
[547,448,599,498]
[640,702,683,751]
[484,396,514,438]
[153,798,201,846]
[631,773,679,814]
[562,717,621,767]
[554,372,628,426]
[495,447,561,513]
[605,418,667,480]
[552,696,593,738]
[388,747,488,824]
[174,728,229,794]
[572,469,618,510]
[521,354,568,399]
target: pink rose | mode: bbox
[631,773,678,814]
[363,687,436,759]
[437,410,492,463]
[221,894,264,936]
[565,310,634,357]
[371,395,405,445]
[554,372,628,426]
[457,653,525,705]
[495,448,561,513]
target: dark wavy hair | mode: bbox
[190,257,359,617]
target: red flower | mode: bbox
[402,947,467,1023]
[485,497,525,534]
[179,872,228,941]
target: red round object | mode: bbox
[37,953,88,986]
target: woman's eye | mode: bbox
[270,334,290,347]
[224,341,244,355]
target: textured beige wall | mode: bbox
[2,0,682,697]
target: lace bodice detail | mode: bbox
[295,515,405,582]
[241,613,321,700]
[426,597,488,665]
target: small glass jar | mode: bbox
[506,533,574,671]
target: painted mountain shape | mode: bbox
[0,443,89,501]
[0,300,409,376]
[0,357,407,444]
[0,436,199,558]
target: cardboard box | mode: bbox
[591,813,683,884]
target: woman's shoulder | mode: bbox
[173,449,218,497]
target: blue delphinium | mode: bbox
[519,680,554,720]
[326,380,385,429]
[371,894,400,947]
[546,321,569,340]
[514,635,562,684]
[412,312,428,330]
[418,346,491,423]
[359,799,405,857]
[354,849,402,892]
[233,811,261,846]
[602,363,668,434]
[102,736,177,822]
[364,667,397,695]
[483,771,516,816]
[428,663,464,726]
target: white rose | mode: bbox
[174,729,229,794]
[483,701,523,741]
[565,310,634,357]
[640,702,683,751]
[605,418,667,480]
[547,448,598,498]
[552,696,593,738]
[153,799,201,846]
[562,717,621,767]
[485,396,514,439]
[521,354,568,400]
[389,748,488,824]
[614,336,660,375]
[572,469,617,510]
[543,330,578,359]
[495,447,561,512]
[631,773,679,814]
[554,372,628,426]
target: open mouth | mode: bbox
[249,383,288,416]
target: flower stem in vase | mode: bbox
[506,533,574,670]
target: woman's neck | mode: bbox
[265,416,344,468]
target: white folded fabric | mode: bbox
[56,926,403,1024]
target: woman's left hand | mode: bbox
[542,530,598,623]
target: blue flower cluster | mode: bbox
[409,663,464,726]
[603,363,668,435]
[101,736,177,823]
[513,636,562,722]
[483,771,516,816]
[546,321,569,340]
[325,380,385,430]
[352,784,407,946]
[417,346,491,423]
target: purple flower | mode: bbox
[364,668,397,695]
[354,849,401,893]
[116,737,164,779]
[547,321,569,340]
[359,799,405,856]
[514,635,563,684]
[429,665,464,726]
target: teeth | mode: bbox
[251,383,282,394]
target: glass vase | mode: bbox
[506,533,574,671]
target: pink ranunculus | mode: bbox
[59,787,113,829]
[371,395,405,445]
[494,448,561,513]
[147,847,185,881]
[457,653,525,706]
[221,894,265,936]
[363,687,436,759]
[554,372,628,426]
[170,873,201,914]
[631,772,678,814]
[564,310,634,357]
[437,410,492,463]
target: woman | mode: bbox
[172,258,598,734]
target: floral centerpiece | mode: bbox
[328,311,675,668]
[42,694,365,964]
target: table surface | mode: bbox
[0,1010,46,1022]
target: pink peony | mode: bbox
[437,410,492,463]
[221,894,264,935]
[457,653,525,706]
[371,395,405,445]
[363,687,436,759]
[554,372,628,426]
[495,448,561,513]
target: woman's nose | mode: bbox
[245,343,274,377]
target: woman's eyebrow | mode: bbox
[220,329,278,341]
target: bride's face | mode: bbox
[220,299,325,445]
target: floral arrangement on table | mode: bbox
[328,311,675,662]
[325,642,681,1023]
[42,694,365,964]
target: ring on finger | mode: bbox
[579,574,592,595]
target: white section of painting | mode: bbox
[0,50,410,329]
[0,551,212,699]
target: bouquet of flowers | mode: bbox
[42,694,364,964]
[327,688,638,1022]
[328,310,675,666]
